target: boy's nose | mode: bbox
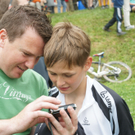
[56,76,65,87]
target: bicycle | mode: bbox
[87,52,132,83]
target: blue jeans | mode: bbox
[57,0,67,13]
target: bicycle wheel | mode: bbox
[102,61,132,83]
[93,0,99,8]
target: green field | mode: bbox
[49,7,135,127]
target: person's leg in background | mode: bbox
[115,7,126,35]
[61,0,67,12]
[68,0,74,11]
[104,8,116,31]
[131,5,135,11]
[123,0,134,30]
[100,0,108,9]
[100,0,104,8]
[65,1,70,11]
[105,0,109,8]
[35,2,42,11]
[57,0,61,13]
[29,2,36,8]
[88,0,94,9]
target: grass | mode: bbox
[48,7,135,127]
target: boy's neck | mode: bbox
[65,76,87,105]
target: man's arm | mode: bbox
[0,96,61,135]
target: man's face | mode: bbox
[0,27,45,78]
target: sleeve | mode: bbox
[103,84,135,135]
[115,98,135,135]
[34,122,86,135]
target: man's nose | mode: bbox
[25,58,37,69]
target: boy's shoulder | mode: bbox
[92,79,123,107]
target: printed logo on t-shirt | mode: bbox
[0,82,32,102]
[82,117,90,125]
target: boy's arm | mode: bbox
[29,126,36,135]
[116,98,135,135]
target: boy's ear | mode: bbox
[84,56,92,71]
[0,29,7,48]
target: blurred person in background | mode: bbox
[29,0,42,11]
[100,0,109,9]
[123,0,135,30]
[130,0,135,12]
[57,0,67,13]
[88,0,94,9]
[65,0,74,12]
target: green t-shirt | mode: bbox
[0,69,48,135]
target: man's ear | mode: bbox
[0,29,7,48]
[84,56,92,71]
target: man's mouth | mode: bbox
[18,66,26,71]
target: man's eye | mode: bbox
[23,52,29,56]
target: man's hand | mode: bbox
[0,96,61,135]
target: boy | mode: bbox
[103,0,126,35]
[35,22,135,135]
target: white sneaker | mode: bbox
[125,25,135,30]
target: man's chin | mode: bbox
[9,72,24,79]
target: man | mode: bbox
[0,5,78,135]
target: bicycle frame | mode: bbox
[88,55,121,78]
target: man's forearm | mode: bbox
[0,119,17,135]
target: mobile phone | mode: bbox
[49,103,77,118]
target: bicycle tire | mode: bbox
[93,0,99,8]
[102,61,132,83]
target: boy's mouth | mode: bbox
[59,86,70,91]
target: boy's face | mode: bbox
[0,27,44,78]
[47,60,90,94]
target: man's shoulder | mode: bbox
[23,69,46,84]
[23,69,43,77]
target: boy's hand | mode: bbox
[46,106,78,135]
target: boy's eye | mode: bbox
[65,74,73,77]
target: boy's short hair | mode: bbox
[44,22,91,68]
[0,5,52,43]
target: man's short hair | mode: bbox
[0,5,52,43]
[44,22,91,68]
[0,0,19,20]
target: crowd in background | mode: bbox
[12,0,135,14]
